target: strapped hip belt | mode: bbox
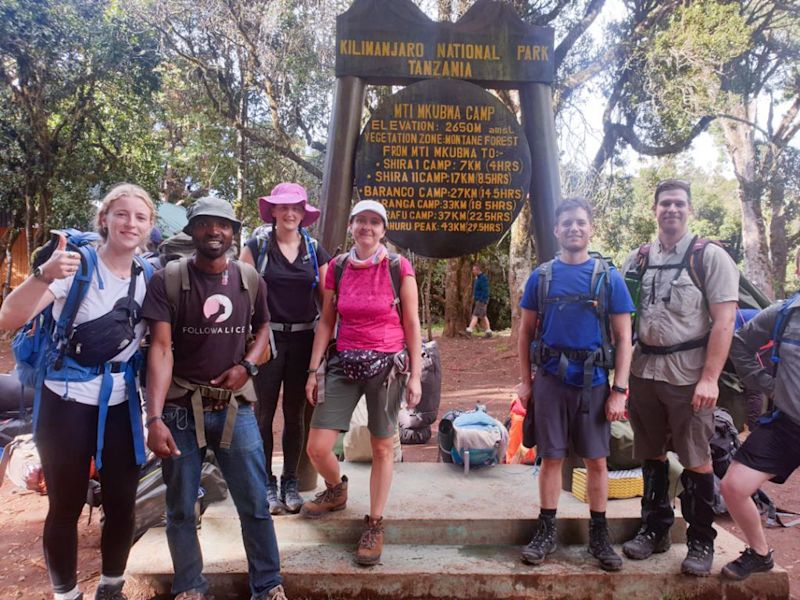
[166,376,256,450]
[269,321,316,332]
[638,333,709,355]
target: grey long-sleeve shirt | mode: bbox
[730,295,800,425]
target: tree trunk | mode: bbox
[443,257,473,337]
[509,201,534,346]
[769,176,788,298]
[720,102,774,299]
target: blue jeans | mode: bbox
[162,403,282,597]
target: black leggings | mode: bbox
[255,329,314,479]
[37,386,140,593]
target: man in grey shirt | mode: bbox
[621,179,739,576]
[721,249,800,581]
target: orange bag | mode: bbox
[506,398,536,464]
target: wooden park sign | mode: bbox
[355,79,531,257]
[318,0,562,260]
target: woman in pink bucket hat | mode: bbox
[240,182,331,515]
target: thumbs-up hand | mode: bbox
[39,233,82,282]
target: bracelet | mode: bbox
[145,415,163,427]
[611,384,628,394]
[307,367,320,374]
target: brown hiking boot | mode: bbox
[355,515,384,566]
[299,475,348,518]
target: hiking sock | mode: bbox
[54,586,82,600]
[590,510,605,521]
[465,327,473,333]
[98,575,124,588]
[540,508,557,519]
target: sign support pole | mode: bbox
[520,82,560,262]
[319,75,367,254]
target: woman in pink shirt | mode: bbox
[301,200,422,566]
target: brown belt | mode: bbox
[167,392,238,412]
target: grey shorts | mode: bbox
[628,375,713,469]
[472,301,488,318]
[531,368,610,460]
[310,353,402,439]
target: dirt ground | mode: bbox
[1,332,799,598]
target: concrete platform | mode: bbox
[126,463,790,599]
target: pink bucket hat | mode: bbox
[258,182,321,228]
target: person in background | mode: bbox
[239,183,331,514]
[465,262,492,337]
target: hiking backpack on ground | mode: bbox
[397,340,442,445]
[437,405,508,472]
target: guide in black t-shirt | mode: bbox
[239,182,330,515]
[142,196,284,599]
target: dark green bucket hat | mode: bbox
[183,196,242,235]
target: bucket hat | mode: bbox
[183,197,241,235]
[258,182,321,228]
[350,200,388,226]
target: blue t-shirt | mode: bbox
[520,258,635,387]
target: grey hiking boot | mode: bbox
[94,580,126,600]
[521,515,557,565]
[681,538,714,577]
[267,475,284,515]
[622,528,671,560]
[721,547,774,581]
[588,519,623,571]
[280,475,304,514]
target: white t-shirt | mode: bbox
[44,256,148,406]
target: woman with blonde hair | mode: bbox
[0,183,156,600]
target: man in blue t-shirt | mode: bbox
[517,197,635,572]
[465,263,492,337]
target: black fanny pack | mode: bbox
[338,349,394,382]
[68,263,142,367]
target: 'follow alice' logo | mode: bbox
[203,294,233,323]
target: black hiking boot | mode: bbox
[267,475,283,515]
[280,475,304,514]
[521,514,557,565]
[588,519,623,571]
[623,459,674,560]
[622,529,671,559]
[681,538,714,576]
[679,470,716,576]
[721,547,774,581]
[95,581,126,600]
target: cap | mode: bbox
[350,200,388,226]
[183,197,241,235]
[258,182,321,228]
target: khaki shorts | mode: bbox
[310,353,403,439]
[628,375,713,469]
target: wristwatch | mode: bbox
[32,266,52,283]
[240,359,259,377]
[611,384,628,394]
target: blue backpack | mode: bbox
[254,225,320,288]
[12,229,154,468]
[770,292,800,370]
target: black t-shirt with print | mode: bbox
[245,235,331,324]
[142,260,269,384]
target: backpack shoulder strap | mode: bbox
[590,257,614,351]
[57,243,98,339]
[332,253,349,312]
[300,228,320,288]
[133,254,155,282]
[164,258,190,320]
[635,243,651,277]
[238,261,260,314]
[536,259,554,314]
[771,293,800,366]
[686,237,711,291]
[387,252,403,322]
[255,230,271,275]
